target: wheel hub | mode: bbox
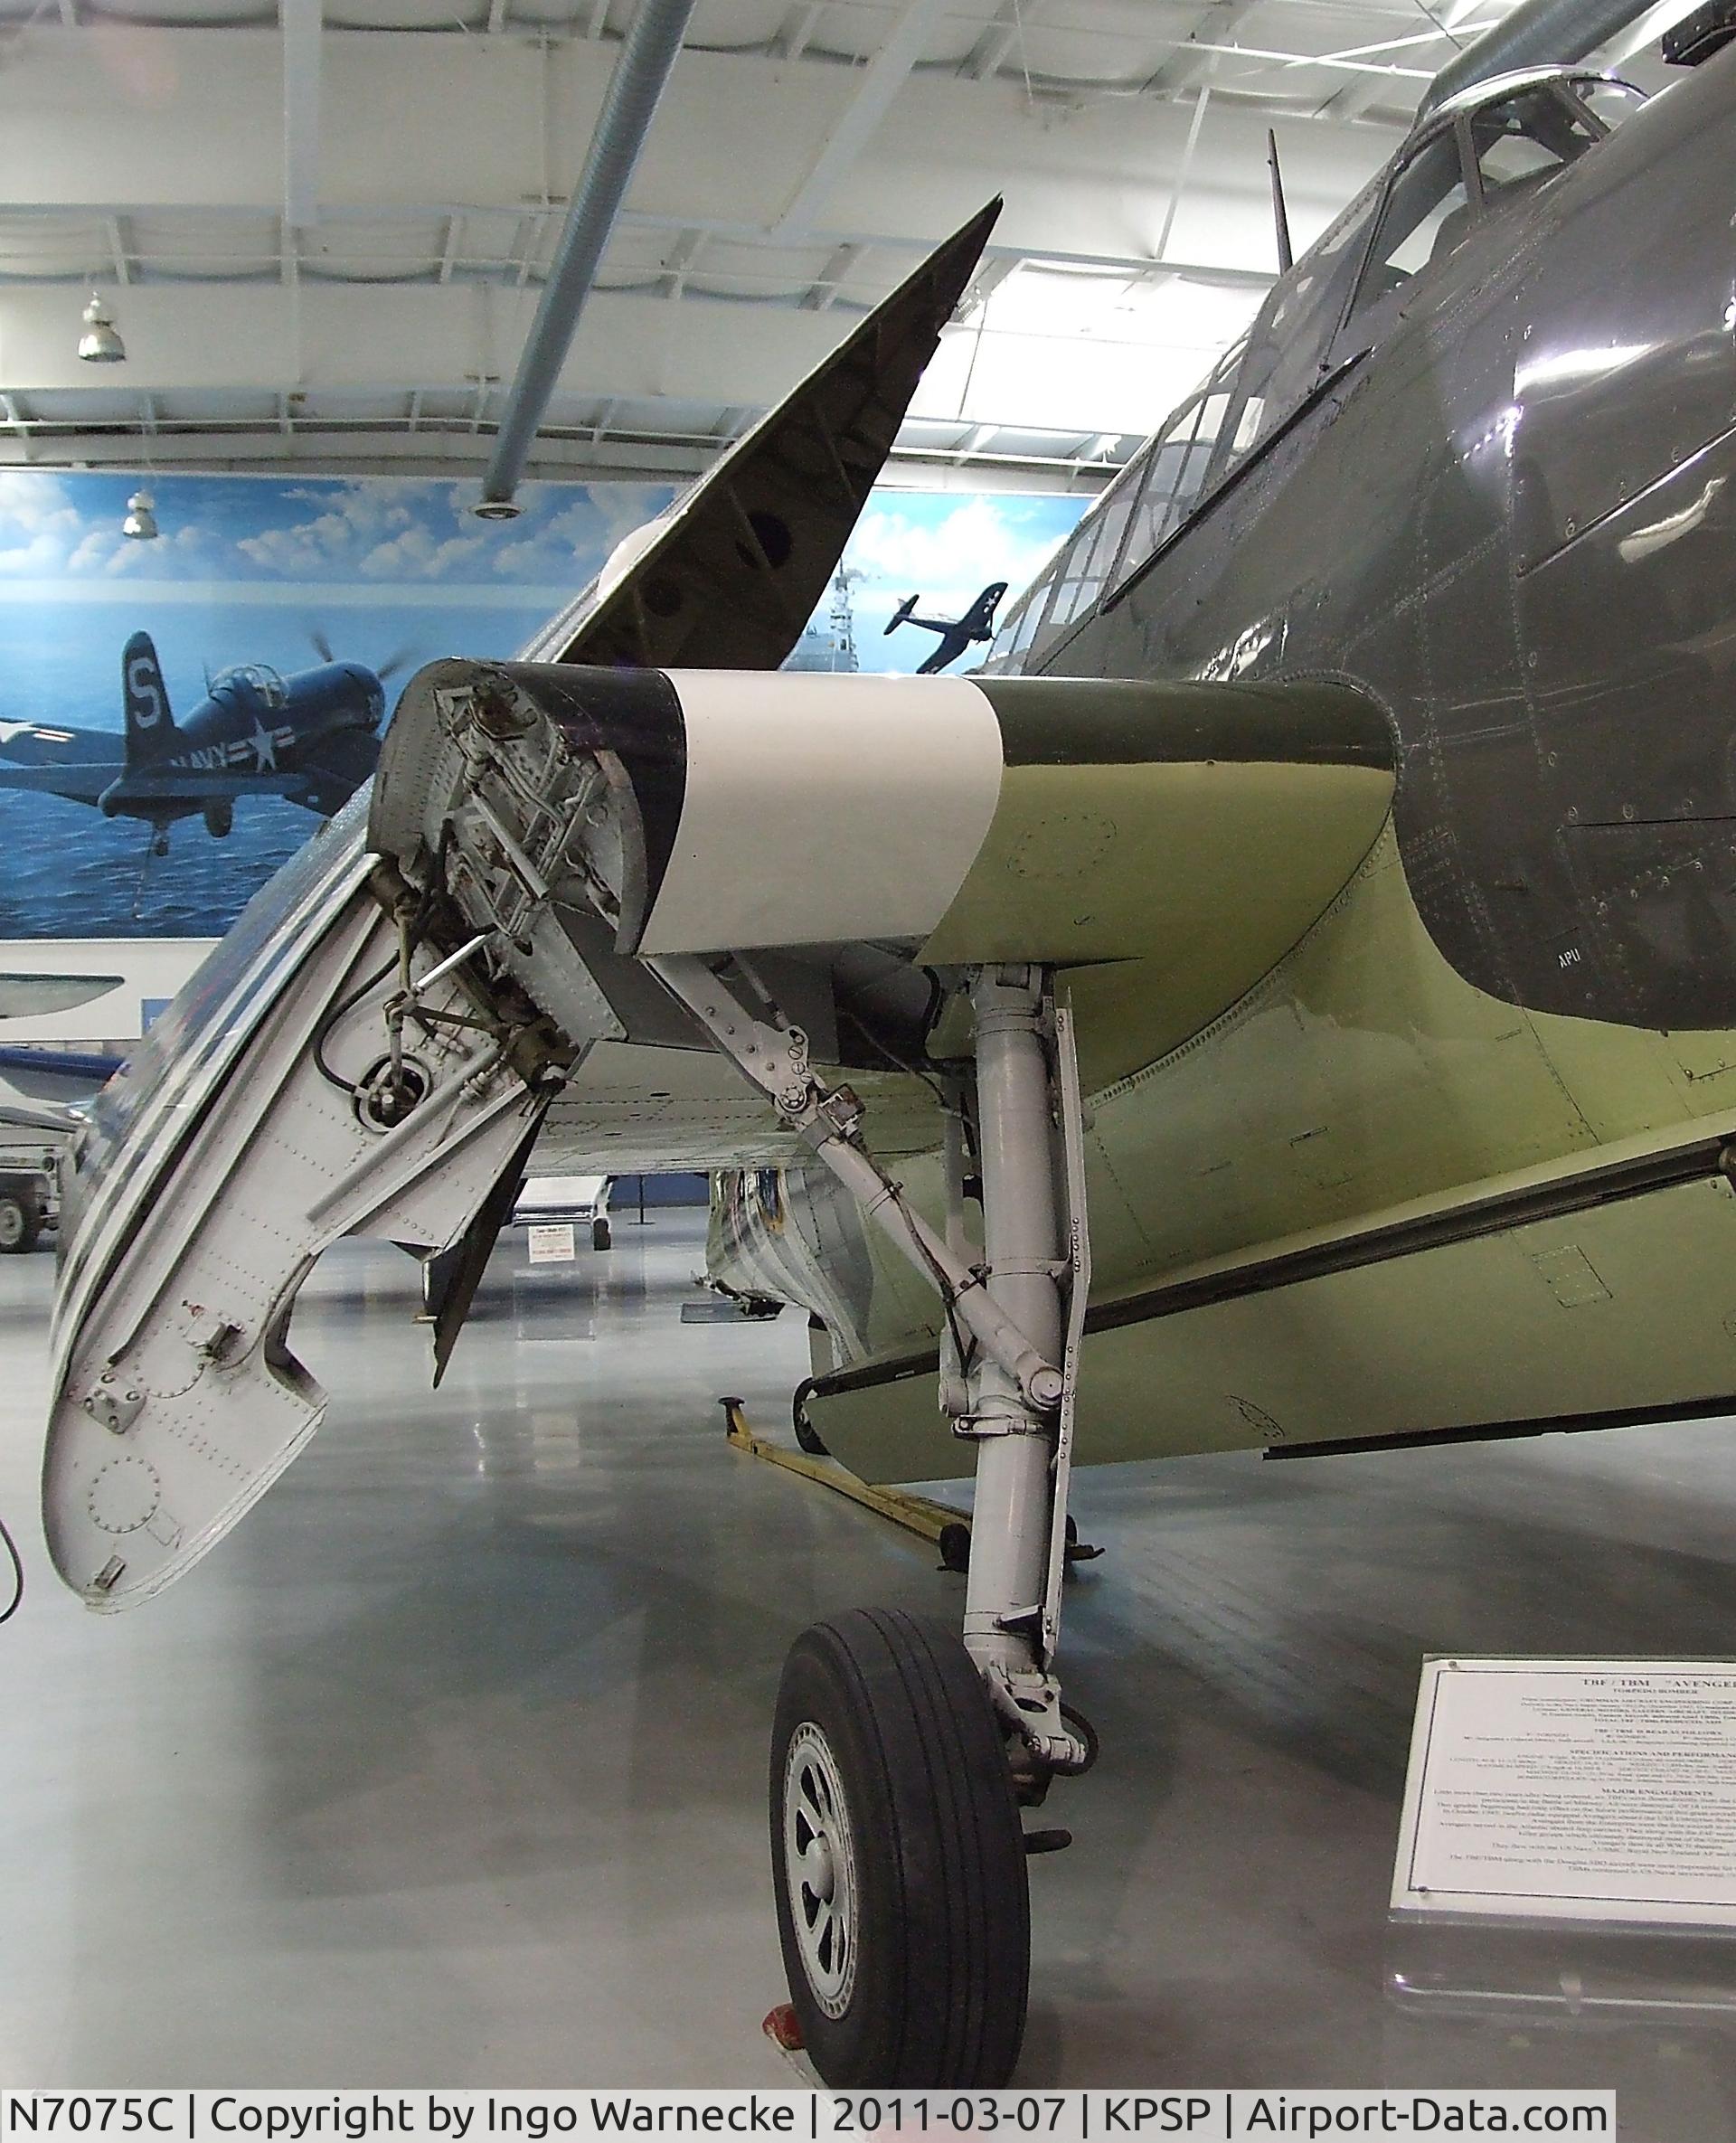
[783,1720,858,2018]
[803,1831,835,1900]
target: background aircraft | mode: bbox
[0,628,391,856]
[882,579,1006,671]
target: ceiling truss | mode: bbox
[0,0,1596,485]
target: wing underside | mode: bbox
[0,723,121,805]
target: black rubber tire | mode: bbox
[0,1194,40,1255]
[591,1217,611,1251]
[770,1607,1030,2087]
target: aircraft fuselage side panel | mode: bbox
[1051,47,1736,1038]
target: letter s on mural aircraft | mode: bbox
[37,5,1736,2086]
[0,629,388,854]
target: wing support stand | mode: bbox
[646,951,1092,1788]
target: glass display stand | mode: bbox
[1379,1656,1736,2135]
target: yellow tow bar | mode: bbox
[718,1396,971,1567]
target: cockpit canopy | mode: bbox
[1340,70,1646,345]
[209,663,288,711]
[986,67,1646,675]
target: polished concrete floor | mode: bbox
[4,1213,1736,2120]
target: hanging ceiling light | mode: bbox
[77,293,126,364]
[121,488,157,541]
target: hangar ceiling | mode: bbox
[0,0,1692,488]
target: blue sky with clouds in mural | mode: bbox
[0,467,670,596]
[0,469,1084,938]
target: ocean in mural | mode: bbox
[0,470,1084,938]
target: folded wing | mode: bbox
[37,203,1006,1610]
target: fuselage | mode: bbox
[731,51,1736,1477]
[1050,51,1736,1237]
[1061,55,1736,1035]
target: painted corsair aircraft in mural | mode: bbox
[0,628,389,855]
[882,579,1007,672]
[33,0,1736,2087]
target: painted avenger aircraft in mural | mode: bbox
[32,0,1736,2089]
[0,628,389,857]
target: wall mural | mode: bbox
[0,471,1085,940]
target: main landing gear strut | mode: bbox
[651,957,1093,2087]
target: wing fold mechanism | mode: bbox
[39,656,1391,1611]
[355,656,1392,1443]
[371,657,1394,1086]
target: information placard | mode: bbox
[1393,1656,1736,1926]
[526,1223,576,1264]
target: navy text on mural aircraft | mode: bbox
[0,629,387,855]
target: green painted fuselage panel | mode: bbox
[745,824,1736,1483]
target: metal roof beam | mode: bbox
[958,252,1020,317]
[960,0,1048,81]
[777,0,952,232]
[1144,0,1256,97]
[0,278,1239,444]
[797,239,863,310]
[773,1,826,61]
[655,224,707,298]
[0,31,1404,278]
